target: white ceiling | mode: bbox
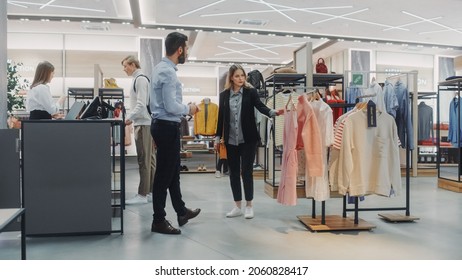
[6,0,462,65]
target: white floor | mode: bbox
[1,158,461,260]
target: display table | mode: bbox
[0,208,26,260]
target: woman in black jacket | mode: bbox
[215,64,280,219]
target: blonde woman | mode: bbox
[215,64,281,219]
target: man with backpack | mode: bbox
[122,55,156,204]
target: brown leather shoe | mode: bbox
[151,220,181,234]
[178,208,201,227]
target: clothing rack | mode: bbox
[297,101,376,231]
[344,70,419,223]
[299,71,419,231]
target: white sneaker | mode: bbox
[125,194,148,205]
[147,193,152,202]
[244,206,254,219]
[226,207,243,218]
[215,171,221,178]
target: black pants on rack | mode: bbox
[150,119,187,223]
[226,141,257,202]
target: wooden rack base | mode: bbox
[297,215,376,232]
[378,213,420,222]
[438,178,462,193]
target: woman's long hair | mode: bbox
[31,61,55,89]
[224,64,253,90]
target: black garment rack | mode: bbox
[299,73,419,232]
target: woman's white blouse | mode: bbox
[26,84,60,114]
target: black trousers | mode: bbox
[150,119,187,223]
[226,141,257,202]
[216,158,228,173]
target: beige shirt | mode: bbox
[338,110,402,197]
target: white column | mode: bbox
[0,0,7,128]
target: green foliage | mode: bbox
[7,60,30,113]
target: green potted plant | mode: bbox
[7,60,29,128]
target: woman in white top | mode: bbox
[27,61,65,120]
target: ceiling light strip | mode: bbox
[383,16,442,31]
[247,0,296,22]
[311,8,369,25]
[179,0,227,18]
[9,1,106,13]
[39,0,57,10]
[7,1,29,8]
[230,36,279,55]
[217,46,269,62]
[403,11,462,34]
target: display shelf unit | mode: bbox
[416,92,438,176]
[180,136,216,173]
[437,78,462,192]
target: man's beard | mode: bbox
[178,52,186,64]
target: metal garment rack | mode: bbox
[343,71,419,224]
[299,71,419,232]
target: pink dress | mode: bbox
[277,104,299,206]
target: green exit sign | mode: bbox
[352,73,364,86]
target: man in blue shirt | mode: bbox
[150,32,200,234]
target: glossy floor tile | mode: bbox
[1,157,461,260]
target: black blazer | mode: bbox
[216,87,272,145]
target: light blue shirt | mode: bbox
[383,80,399,118]
[228,87,244,145]
[150,57,189,122]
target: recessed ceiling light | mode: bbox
[337,38,344,41]
[354,40,361,43]
[41,19,50,22]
